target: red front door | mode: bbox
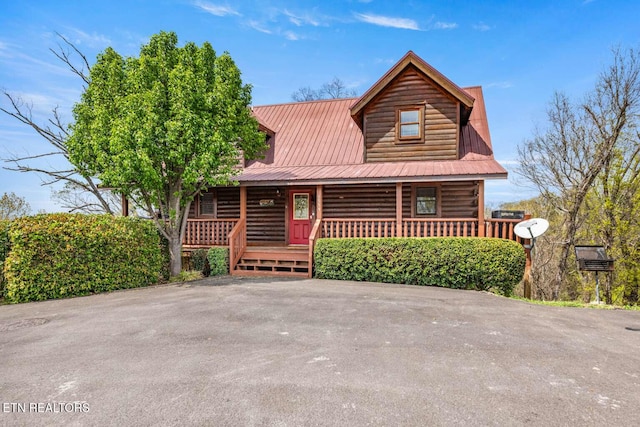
[289,191,312,244]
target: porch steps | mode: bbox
[233,246,309,277]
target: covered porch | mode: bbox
[184,182,529,278]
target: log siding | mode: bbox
[216,187,240,218]
[323,184,396,218]
[322,181,478,220]
[364,65,459,162]
[246,187,285,243]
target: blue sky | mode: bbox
[1,0,639,213]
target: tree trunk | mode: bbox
[553,208,580,300]
[602,223,615,305]
[167,199,192,278]
[554,243,570,301]
[168,232,183,277]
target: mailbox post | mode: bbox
[574,245,615,304]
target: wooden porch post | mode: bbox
[316,185,323,220]
[240,186,247,221]
[308,185,324,278]
[396,182,402,237]
[477,180,485,237]
[523,213,532,299]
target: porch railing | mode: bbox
[402,218,479,237]
[227,218,246,273]
[183,218,527,252]
[321,217,524,242]
[183,218,239,247]
[485,218,529,244]
[322,218,397,238]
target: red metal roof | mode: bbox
[251,98,363,168]
[243,87,506,185]
[460,86,495,160]
[237,160,506,185]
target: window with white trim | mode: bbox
[397,107,423,142]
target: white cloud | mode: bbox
[193,1,240,17]
[473,22,492,31]
[284,9,320,27]
[246,20,272,34]
[495,159,520,166]
[486,81,514,89]
[7,91,74,119]
[354,13,419,30]
[0,48,72,79]
[284,31,300,41]
[61,27,111,48]
[374,57,396,65]
[432,21,458,30]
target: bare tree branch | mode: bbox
[50,32,91,85]
[291,77,357,102]
[1,34,115,215]
[516,47,640,300]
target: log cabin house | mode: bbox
[183,51,524,277]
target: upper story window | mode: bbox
[396,107,423,143]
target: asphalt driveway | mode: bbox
[1,277,639,426]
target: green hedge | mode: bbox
[3,214,166,303]
[207,247,229,276]
[190,248,208,273]
[314,237,526,296]
[0,219,10,295]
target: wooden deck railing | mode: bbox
[227,218,246,273]
[183,217,527,255]
[320,217,525,243]
[308,219,323,278]
[402,218,479,237]
[322,218,397,238]
[183,218,239,247]
[485,218,529,244]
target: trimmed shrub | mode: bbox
[3,214,165,303]
[207,247,229,276]
[314,237,526,296]
[0,219,11,297]
[190,249,208,273]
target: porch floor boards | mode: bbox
[234,245,309,277]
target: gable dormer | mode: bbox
[350,51,475,163]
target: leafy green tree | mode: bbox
[582,138,640,304]
[516,48,640,300]
[0,192,31,220]
[67,31,266,276]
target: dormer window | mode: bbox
[396,107,423,142]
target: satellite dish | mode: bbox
[514,218,549,239]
